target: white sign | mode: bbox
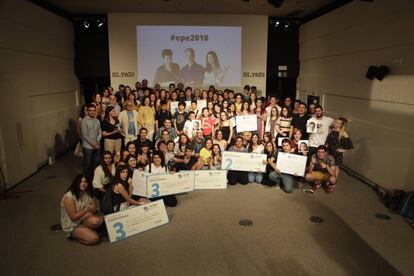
[221,151,266,172]
[132,170,195,198]
[235,115,257,133]
[298,140,309,154]
[277,137,289,147]
[194,170,227,189]
[104,200,169,243]
[306,118,318,133]
[276,152,307,176]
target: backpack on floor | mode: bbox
[100,184,120,215]
[400,192,414,219]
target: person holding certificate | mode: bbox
[247,133,265,183]
[144,151,178,207]
[111,165,150,212]
[266,139,296,193]
[227,136,249,185]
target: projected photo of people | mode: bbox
[181,48,204,87]
[203,51,230,86]
[153,49,181,87]
[137,26,241,87]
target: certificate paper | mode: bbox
[221,151,266,172]
[132,171,195,198]
[235,115,258,133]
[104,200,169,243]
[194,170,227,189]
[276,152,307,176]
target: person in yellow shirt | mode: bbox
[138,97,156,141]
[193,138,213,170]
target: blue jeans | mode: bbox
[83,147,100,180]
[268,171,294,193]
[248,172,263,183]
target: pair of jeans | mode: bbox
[248,172,263,183]
[268,171,294,193]
[83,147,100,180]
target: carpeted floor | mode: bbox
[0,153,413,275]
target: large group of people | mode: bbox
[61,82,353,245]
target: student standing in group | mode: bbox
[325,117,353,178]
[101,106,122,162]
[276,106,293,139]
[118,100,139,145]
[308,105,334,156]
[247,133,265,183]
[218,111,234,145]
[81,104,102,180]
[290,102,311,139]
[173,101,188,135]
[265,106,279,140]
[200,107,215,139]
[138,97,156,141]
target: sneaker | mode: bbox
[311,182,321,191]
[275,183,280,189]
[325,184,334,193]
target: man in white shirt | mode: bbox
[265,96,282,115]
[118,100,139,145]
[308,105,334,155]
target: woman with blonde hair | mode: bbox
[325,117,353,178]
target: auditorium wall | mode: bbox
[0,0,79,188]
[297,0,414,190]
[108,13,268,94]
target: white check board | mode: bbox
[104,200,169,243]
[194,170,227,189]
[235,115,258,133]
[132,171,195,198]
[275,152,307,176]
[221,151,267,172]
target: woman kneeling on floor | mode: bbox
[60,174,103,245]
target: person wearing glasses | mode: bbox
[118,100,139,145]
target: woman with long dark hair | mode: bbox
[111,165,150,212]
[101,106,122,161]
[203,51,225,86]
[60,174,103,245]
[92,151,115,199]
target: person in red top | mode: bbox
[200,107,215,138]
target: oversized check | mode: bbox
[276,152,307,176]
[104,200,169,243]
[221,151,266,172]
[235,115,257,133]
[132,170,195,198]
[194,170,227,189]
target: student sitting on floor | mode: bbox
[60,174,103,245]
[144,150,178,207]
[266,139,296,193]
[92,151,116,200]
[111,165,150,212]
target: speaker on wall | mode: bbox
[365,66,378,80]
[365,65,390,81]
